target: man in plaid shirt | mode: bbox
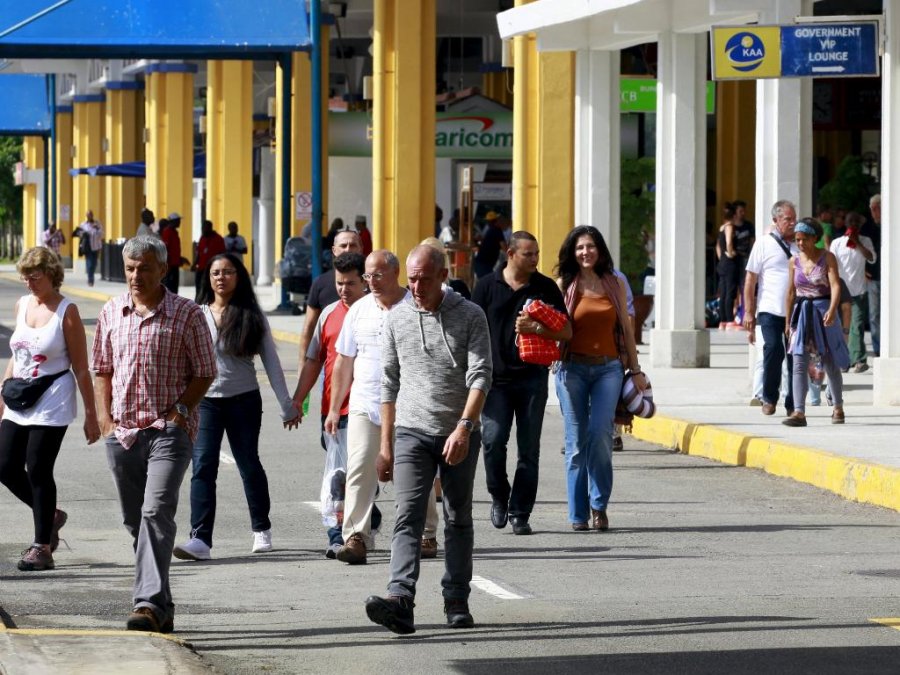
[92,236,216,634]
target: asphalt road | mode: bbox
[0,279,898,674]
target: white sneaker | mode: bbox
[251,530,272,553]
[173,537,211,561]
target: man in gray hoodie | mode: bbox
[365,245,492,635]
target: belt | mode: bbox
[566,353,616,366]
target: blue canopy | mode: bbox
[0,74,51,135]
[0,0,311,58]
[70,154,207,179]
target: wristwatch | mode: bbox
[457,418,475,432]
[173,402,189,418]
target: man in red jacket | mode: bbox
[160,213,190,293]
[192,219,226,299]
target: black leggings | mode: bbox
[0,420,68,545]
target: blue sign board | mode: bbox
[781,22,879,77]
[0,74,50,135]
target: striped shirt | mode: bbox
[91,287,217,448]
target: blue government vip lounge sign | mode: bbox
[711,21,880,80]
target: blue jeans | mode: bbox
[758,312,794,412]
[85,250,98,285]
[555,360,623,524]
[867,279,880,357]
[189,390,269,547]
[388,427,480,601]
[481,373,548,519]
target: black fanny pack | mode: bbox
[1,370,69,412]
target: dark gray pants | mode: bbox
[388,427,480,602]
[106,423,192,624]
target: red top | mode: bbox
[161,226,181,267]
[196,232,226,272]
[359,228,373,257]
[309,300,351,416]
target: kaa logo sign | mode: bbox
[724,32,766,72]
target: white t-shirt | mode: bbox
[830,235,875,297]
[335,290,410,424]
[745,232,797,317]
[3,296,77,427]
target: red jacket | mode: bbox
[196,232,226,271]
[161,226,181,267]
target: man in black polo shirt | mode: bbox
[471,231,571,535]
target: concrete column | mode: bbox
[372,0,436,260]
[512,24,539,235]
[22,136,45,250]
[874,0,900,405]
[206,60,254,268]
[104,83,143,241]
[54,107,75,262]
[145,64,196,263]
[754,0,813,234]
[575,49,620,264]
[72,95,105,242]
[258,148,276,286]
[650,31,710,368]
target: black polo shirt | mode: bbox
[307,269,338,310]
[472,268,567,384]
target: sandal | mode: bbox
[832,408,845,424]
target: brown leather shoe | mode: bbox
[591,509,609,531]
[782,413,807,427]
[571,522,590,532]
[832,408,845,424]
[126,607,161,632]
[421,537,438,559]
[761,403,776,415]
[336,533,367,565]
[17,545,54,571]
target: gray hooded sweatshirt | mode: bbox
[381,290,492,436]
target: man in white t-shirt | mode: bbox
[324,250,410,565]
[743,200,797,416]
[830,212,876,370]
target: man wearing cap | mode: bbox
[160,212,189,293]
[473,212,506,280]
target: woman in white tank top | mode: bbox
[0,247,100,572]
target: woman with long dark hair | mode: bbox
[173,254,300,561]
[555,226,645,532]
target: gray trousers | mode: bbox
[388,427,480,602]
[106,423,192,623]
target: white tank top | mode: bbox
[3,295,77,427]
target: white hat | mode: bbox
[167,212,182,221]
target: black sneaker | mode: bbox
[444,598,474,629]
[365,595,415,634]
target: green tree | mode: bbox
[620,156,655,293]
[817,155,875,216]
[0,136,23,230]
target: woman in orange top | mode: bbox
[555,226,645,532]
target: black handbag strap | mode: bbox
[770,232,792,260]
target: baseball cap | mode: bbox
[167,212,182,220]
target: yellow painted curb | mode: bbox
[871,618,900,632]
[270,328,301,345]
[631,415,900,513]
[0,623,190,646]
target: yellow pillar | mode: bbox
[512,1,575,276]
[105,83,143,241]
[55,108,74,259]
[715,80,756,224]
[482,69,513,108]
[145,65,195,258]
[22,136,45,250]
[72,95,105,240]
[207,60,254,267]
[373,0,436,264]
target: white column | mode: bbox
[575,49,621,263]
[754,0,813,234]
[650,31,710,368]
[875,0,900,405]
[257,148,275,286]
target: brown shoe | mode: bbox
[591,509,609,531]
[421,537,438,559]
[18,545,54,571]
[832,408,845,424]
[782,413,807,427]
[761,403,776,416]
[571,522,590,532]
[126,607,160,632]
[336,533,367,565]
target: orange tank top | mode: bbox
[568,295,618,357]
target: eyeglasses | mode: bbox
[361,272,385,281]
[20,272,44,282]
[210,269,238,278]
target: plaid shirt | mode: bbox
[91,288,216,448]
